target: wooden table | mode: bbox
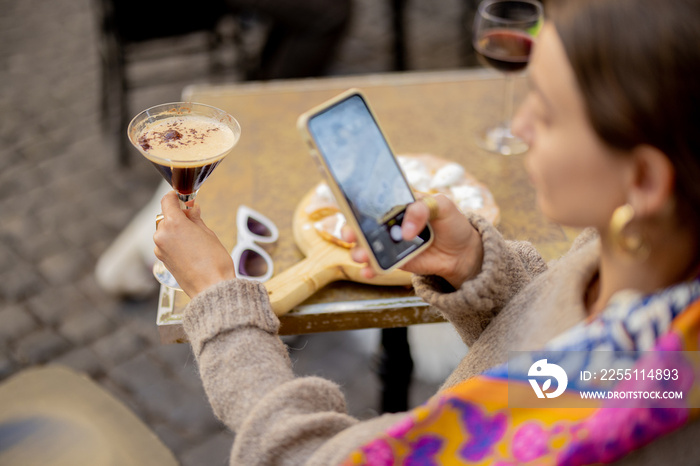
[155,68,580,344]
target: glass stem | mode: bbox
[177,192,197,210]
[503,73,515,132]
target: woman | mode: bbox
[153,0,700,463]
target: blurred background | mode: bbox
[0,0,480,463]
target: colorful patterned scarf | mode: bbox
[342,282,700,465]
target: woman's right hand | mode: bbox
[154,191,236,298]
[343,195,483,289]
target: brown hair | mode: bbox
[548,0,700,229]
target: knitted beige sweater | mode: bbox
[182,214,700,465]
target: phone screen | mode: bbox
[307,94,431,270]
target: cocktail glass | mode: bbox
[473,0,543,155]
[127,102,241,289]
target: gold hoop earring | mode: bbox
[609,203,650,260]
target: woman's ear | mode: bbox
[627,145,675,217]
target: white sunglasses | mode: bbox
[231,205,279,283]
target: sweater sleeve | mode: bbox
[412,212,548,347]
[183,279,369,465]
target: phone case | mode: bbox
[297,88,433,273]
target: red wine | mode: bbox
[475,29,533,73]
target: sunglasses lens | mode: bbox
[237,249,269,278]
[247,217,272,238]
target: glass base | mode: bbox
[476,122,528,156]
[153,260,183,291]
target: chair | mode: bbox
[93,0,236,166]
[389,0,481,71]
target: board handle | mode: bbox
[265,255,345,316]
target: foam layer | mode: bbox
[137,115,236,164]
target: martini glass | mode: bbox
[128,102,241,289]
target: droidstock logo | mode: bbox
[528,359,568,398]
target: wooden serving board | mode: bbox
[265,184,414,316]
[264,153,501,316]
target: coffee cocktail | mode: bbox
[128,102,241,209]
[128,102,241,289]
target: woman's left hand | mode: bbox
[153,191,235,297]
[343,194,483,289]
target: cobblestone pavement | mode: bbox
[0,0,469,463]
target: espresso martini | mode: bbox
[128,102,241,289]
[137,114,238,196]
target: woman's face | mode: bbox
[512,24,632,230]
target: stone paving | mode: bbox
[0,0,469,463]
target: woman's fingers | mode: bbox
[184,204,215,234]
[401,200,430,240]
[361,266,376,279]
[342,225,378,278]
[157,191,214,237]
[160,191,183,218]
[350,243,369,264]
[341,225,357,244]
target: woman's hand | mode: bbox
[343,195,483,289]
[153,191,236,298]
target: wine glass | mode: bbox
[127,102,241,289]
[473,0,543,155]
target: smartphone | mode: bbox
[297,88,433,273]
